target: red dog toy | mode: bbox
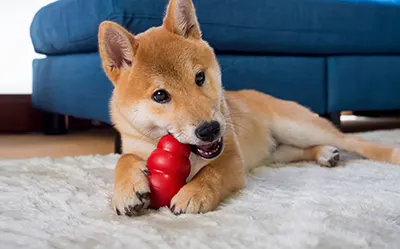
[147,134,191,209]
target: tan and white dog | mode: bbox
[98,0,400,216]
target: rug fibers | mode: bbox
[1,129,400,249]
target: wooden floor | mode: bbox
[1,115,400,160]
[0,130,115,160]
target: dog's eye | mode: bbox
[152,89,171,104]
[195,71,205,87]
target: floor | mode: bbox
[1,114,400,160]
[0,130,114,160]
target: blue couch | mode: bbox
[30,0,400,130]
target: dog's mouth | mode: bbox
[191,137,224,160]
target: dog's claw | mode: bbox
[124,204,144,217]
[141,168,151,176]
[124,206,134,217]
[170,204,176,213]
[134,203,144,212]
[170,204,184,215]
[116,208,121,215]
[136,191,150,202]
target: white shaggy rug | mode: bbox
[1,130,400,249]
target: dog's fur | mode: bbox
[98,0,400,216]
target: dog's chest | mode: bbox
[186,154,209,182]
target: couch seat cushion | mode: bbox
[327,55,400,112]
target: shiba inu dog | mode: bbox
[98,0,400,216]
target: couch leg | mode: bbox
[114,131,122,154]
[44,113,68,135]
[320,112,341,130]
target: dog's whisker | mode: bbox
[225,121,251,134]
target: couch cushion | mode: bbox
[32,53,114,123]
[327,56,400,113]
[30,0,400,55]
[32,53,326,123]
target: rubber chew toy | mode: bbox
[147,134,191,209]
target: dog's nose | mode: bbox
[195,121,221,142]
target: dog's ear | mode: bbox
[162,0,201,40]
[98,21,138,84]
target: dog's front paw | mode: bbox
[112,168,150,217]
[169,182,219,215]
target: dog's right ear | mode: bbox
[98,21,138,84]
[162,0,201,40]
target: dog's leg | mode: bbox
[170,131,246,215]
[170,158,245,214]
[269,145,340,167]
[112,154,150,216]
[270,101,400,165]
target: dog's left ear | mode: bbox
[162,0,202,40]
[98,21,138,84]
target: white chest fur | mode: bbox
[187,154,209,182]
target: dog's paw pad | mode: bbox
[317,146,340,167]
[123,204,145,217]
[113,194,149,217]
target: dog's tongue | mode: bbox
[198,142,216,151]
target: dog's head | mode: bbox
[98,0,225,159]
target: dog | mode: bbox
[98,0,400,217]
